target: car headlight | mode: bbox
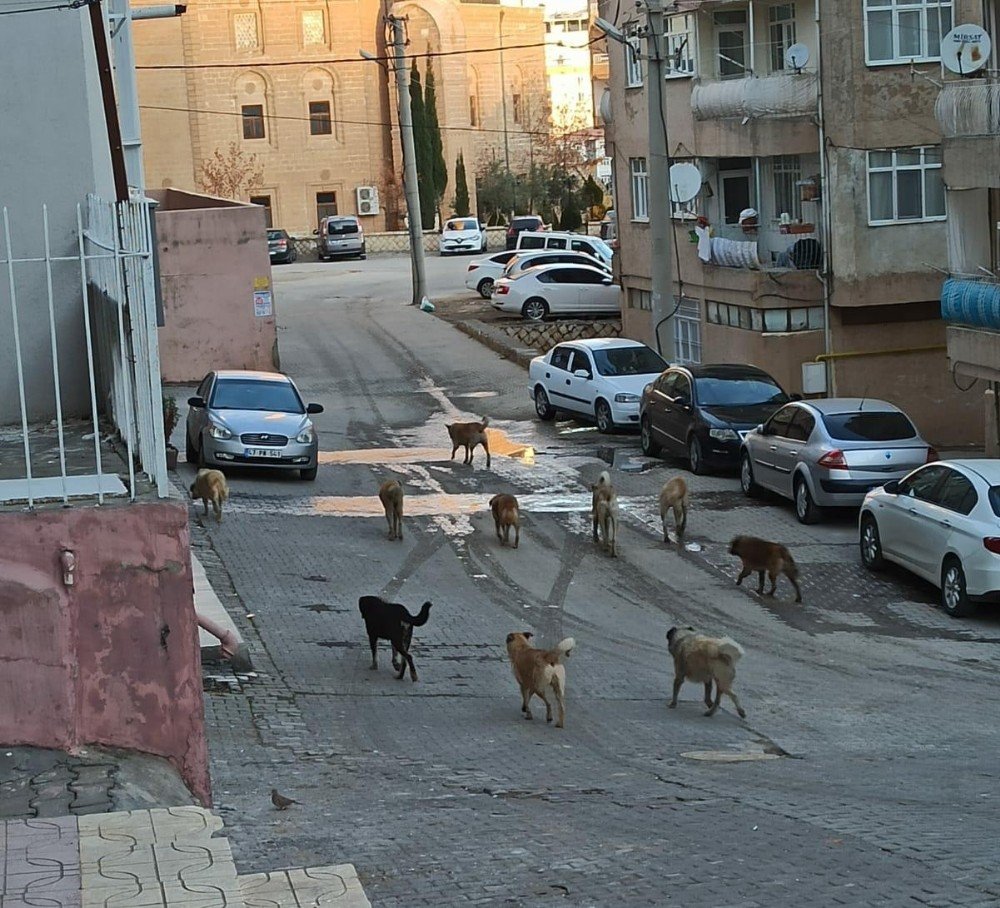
[614,393,641,403]
[295,427,315,444]
[209,423,232,440]
[709,428,739,441]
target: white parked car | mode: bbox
[440,217,487,255]
[859,459,1000,617]
[464,250,519,298]
[503,250,612,281]
[528,338,668,432]
[515,230,615,268]
[492,264,620,321]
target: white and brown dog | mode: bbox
[666,626,747,719]
[505,632,575,728]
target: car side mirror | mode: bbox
[759,422,770,435]
[306,403,324,414]
[883,479,900,494]
[573,369,591,380]
[188,396,205,409]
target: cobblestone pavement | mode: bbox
[185,263,1000,907]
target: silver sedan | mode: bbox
[185,370,324,481]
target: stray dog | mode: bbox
[447,416,491,468]
[378,479,404,540]
[658,476,689,541]
[505,632,575,728]
[666,626,747,718]
[489,493,520,548]
[189,468,229,523]
[358,595,432,681]
[729,535,802,603]
[591,470,618,556]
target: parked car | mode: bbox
[492,263,620,321]
[267,228,297,264]
[529,338,668,432]
[440,217,487,255]
[859,460,1000,617]
[505,215,546,250]
[465,250,520,298]
[515,231,614,268]
[316,215,365,260]
[640,364,790,476]
[503,250,613,281]
[740,398,937,524]
[600,210,618,250]
[185,370,324,481]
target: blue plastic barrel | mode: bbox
[941,278,1000,329]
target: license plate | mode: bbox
[244,448,282,459]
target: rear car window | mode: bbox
[327,220,359,235]
[513,217,541,230]
[267,229,284,240]
[821,411,916,441]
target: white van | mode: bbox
[515,231,614,268]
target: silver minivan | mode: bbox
[316,215,366,261]
[515,231,614,268]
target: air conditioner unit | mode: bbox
[356,186,380,216]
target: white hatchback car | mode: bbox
[440,217,487,255]
[464,250,519,298]
[859,459,1000,617]
[492,264,620,321]
[528,338,668,432]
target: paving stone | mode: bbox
[239,864,370,907]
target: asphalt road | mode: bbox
[190,254,1000,907]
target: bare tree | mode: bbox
[197,142,264,200]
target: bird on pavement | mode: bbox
[271,788,298,810]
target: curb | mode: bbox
[452,319,538,370]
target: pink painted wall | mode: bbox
[152,189,279,383]
[0,501,210,805]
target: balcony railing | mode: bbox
[935,82,1000,138]
[941,276,1000,329]
[691,71,818,121]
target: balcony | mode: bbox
[934,82,1000,189]
[691,71,818,121]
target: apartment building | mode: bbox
[601,0,985,445]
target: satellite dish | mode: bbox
[941,24,992,75]
[784,43,810,71]
[669,163,702,204]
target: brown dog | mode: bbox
[505,632,575,728]
[189,468,229,523]
[447,416,491,468]
[658,476,689,541]
[378,479,404,540]
[666,626,747,718]
[489,493,520,548]
[729,535,802,603]
[591,470,618,556]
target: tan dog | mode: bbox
[591,470,618,556]
[505,632,575,728]
[378,479,404,540]
[489,493,520,548]
[666,626,746,718]
[658,476,689,541]
[729,535,802,603]
[447,416,491,468]
[189,468,229,523]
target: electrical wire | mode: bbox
[0,0,91,15]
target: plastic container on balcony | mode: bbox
[779,223,816,235]
[941,277,1000,329]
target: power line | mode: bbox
[0,0,91,16]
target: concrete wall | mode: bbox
[152,189,279,383]
[0,501,210,806]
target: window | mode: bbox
[772,155,802,221]
[867,147,945,225]
[301,9,326,46]
[568,350,592,377]
[624,22,643,87]
[233,12,260,51]
[671,374,692,402]
[898,465,947,500]
[785,409,815,442]
[673,297,702,363]
[512,94,522,125]
[768,4,797,72]
[665,14,695,77]
[250,194,273,228]
[550,346,573,371]
[629,288,652,310]
[316,191,338,224]
[864,0,953,64]
[469,95,479,127]
[714,10,748,79]
[630,157,649,221]
[821,411,918,441]
[707,300,825,332]
[309,100,332,136]
[242,104,265,140]
[764,405,797,436]
[935,470,977,515]
[593,346,667,376]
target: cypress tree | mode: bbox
[409,61,435,229]
[425,67,448,209]
[453,152,470,217]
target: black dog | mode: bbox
[358,595,432,681]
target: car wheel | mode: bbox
[300,466,318,482]
[522,298,549,321]
[941,557,974,617]
[859,514,885,570]
[688,435,705,476]
[595,399,614,434]
[640,417,661,457]
[185,426,197,463]
[477,277,496,298]
[740,451,760,498]
[794,476,820,524]
[534,386,556,421]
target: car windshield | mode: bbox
[822,411,916,441]
[695,376,788,407]
[267,230,284,240]
[327,221,358,235]
[446,219,478,231]
[591,238,614,258]
[592,346,667,376]
[211,379,304,413]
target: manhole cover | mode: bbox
[681,750,780,763]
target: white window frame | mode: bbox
[714,10,749,80]
[624,22,644,88]
[665,14,696,78]
[866,146,946,226]
[673,297,702,363]
[630,157,649,221]
[767,4,797,73]
[863,0,953,65]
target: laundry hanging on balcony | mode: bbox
[941,277,1000,329]
[695,224,761,269]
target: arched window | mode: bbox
[303,68,342,142]
[236,71,270,143]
